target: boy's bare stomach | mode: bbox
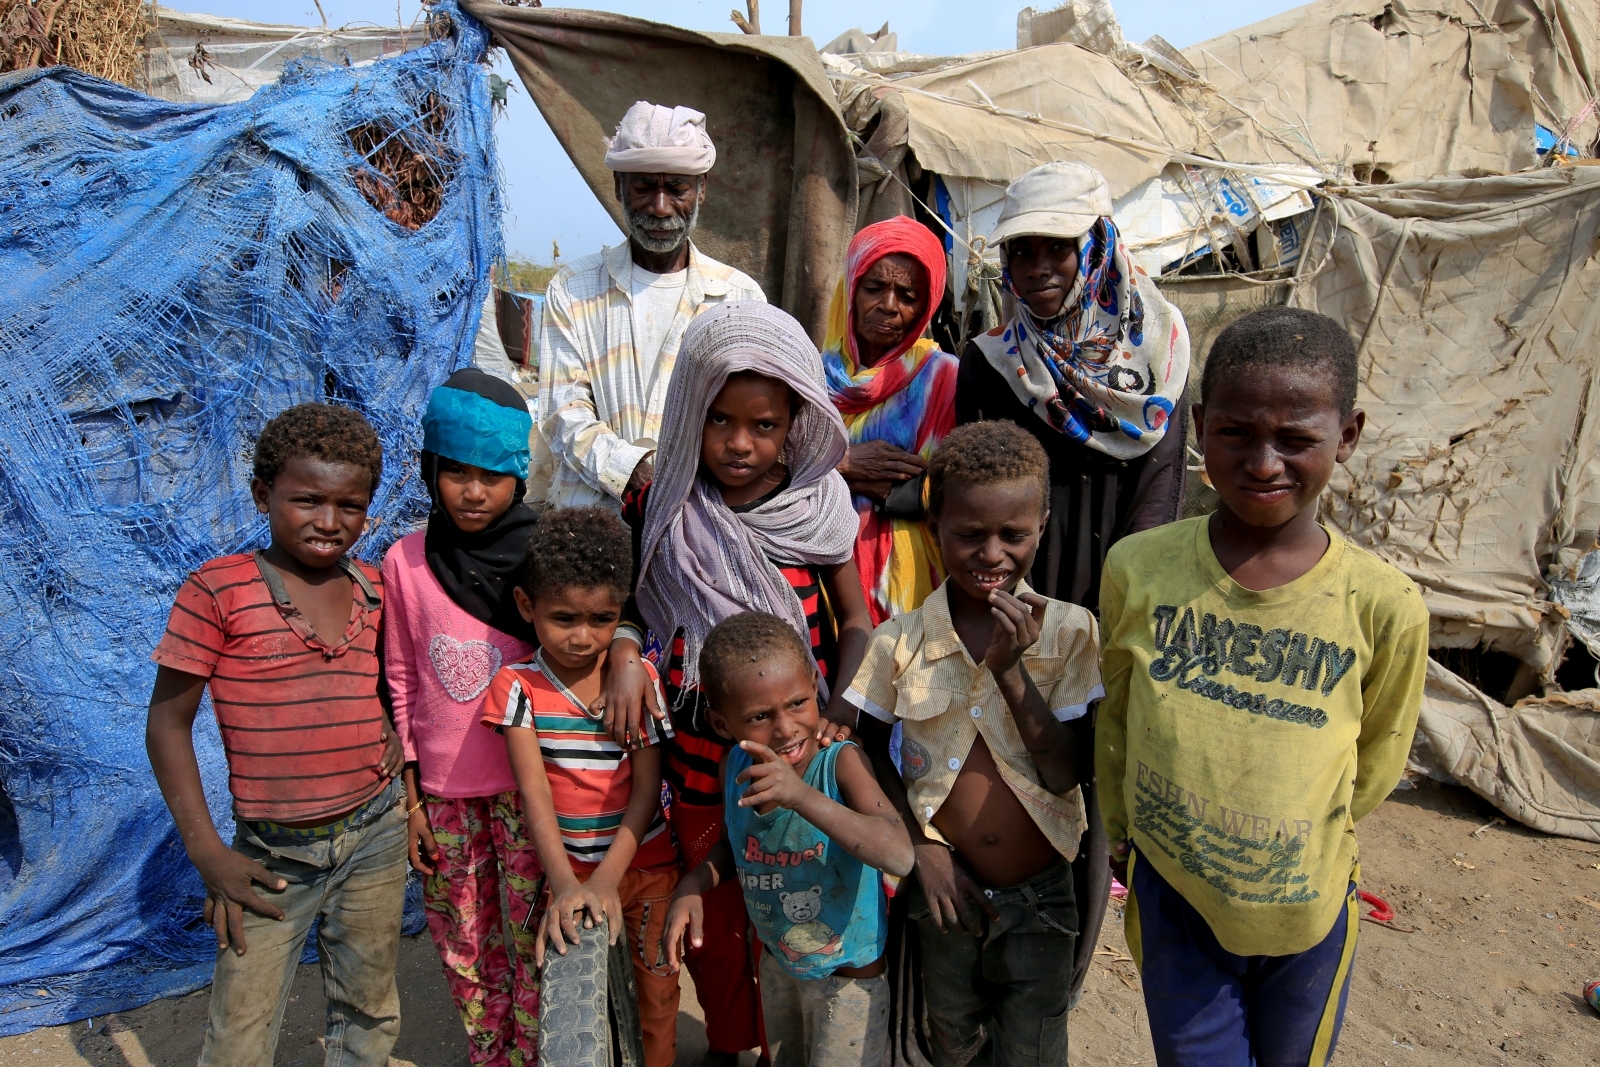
[930,735,1061,888]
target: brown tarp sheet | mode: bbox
[827,0,1597,196]
[881,43,1271,197]
[825,41,1307,199]
[1294,166,1600,673]
[1417,660,1600,842]
[459,3,856,340]
[1184,0,1600,182]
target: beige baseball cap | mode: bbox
[988,161,1112,246]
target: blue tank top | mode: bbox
[723,740,888,980]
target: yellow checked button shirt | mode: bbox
[845,582,1104,862]
[1098,517,1429,957]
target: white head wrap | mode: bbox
[603,101,716,176]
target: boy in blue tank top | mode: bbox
[664,612,914,1067]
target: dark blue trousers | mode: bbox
[1129,851,1357,1067]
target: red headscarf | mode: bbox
[823,216,949,414]
[821,217,958,624]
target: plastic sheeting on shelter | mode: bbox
[1296,168,1600,675]
[825,0,1596,295]
[1184,0,1600,182]
[145,6,421,104]
[1548,550,1600,662]
[0,1,498,1034]
[1415,659,1600,842]
[458,1,858,342]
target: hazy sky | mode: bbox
[177,1,1308,261]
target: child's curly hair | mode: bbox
[928,421,1049,515]
[252,403,383,493]
[1202,307,1359,416]
[521,506,633,601]
[701,611,813,709]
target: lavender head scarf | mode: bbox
[637,301,857,697]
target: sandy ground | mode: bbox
[4,780,1598,1066]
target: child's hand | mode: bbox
[535,879,623,966]
[663,893,705,972]
[377,719,404,778]
[593,641,664,750]
[984,589,1047,677]
[1109,840,1130,886]
[913,843,997,936]
[192,841,288,955]
[815,700,857,748]
[406,804,440,877]
[735,741,811,811]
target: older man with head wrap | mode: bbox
[531,101,766,509]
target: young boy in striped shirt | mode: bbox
[145,403,406,1067]
[482,506,679,1067]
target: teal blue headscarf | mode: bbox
[422,373,532,478]
[421,368,539,641]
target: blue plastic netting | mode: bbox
[0,2,499,1035]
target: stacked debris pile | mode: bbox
[0,0,148,86]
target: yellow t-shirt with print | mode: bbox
[1097,516,1428,957]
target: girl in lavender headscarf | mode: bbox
[604,300,872,1065]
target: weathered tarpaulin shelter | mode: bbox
[0,0,495,1032]
[1185,0,1599,182]
[460,2,857,339]
[485,0,1600,839]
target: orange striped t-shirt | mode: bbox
[482,651,676,871]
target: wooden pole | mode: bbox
[730,0,760,34]
[788,0,801,35]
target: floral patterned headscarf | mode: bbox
[973,216,1191,459]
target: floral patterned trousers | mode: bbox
[422,792,546,1067]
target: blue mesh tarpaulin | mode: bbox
[0,2,499,1035]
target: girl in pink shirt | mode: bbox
[387,369,541,1067]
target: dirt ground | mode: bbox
[4,780,1597,1066]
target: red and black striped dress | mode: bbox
[622,481,838,807]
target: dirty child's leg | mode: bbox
[197,840,322,1067]
[316,798,407,1067]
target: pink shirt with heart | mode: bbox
[382,530,536,798]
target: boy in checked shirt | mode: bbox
[848,422,1102,1067]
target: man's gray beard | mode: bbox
[625,199,699,256]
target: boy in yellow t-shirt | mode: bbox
[1097,307,1429,1067]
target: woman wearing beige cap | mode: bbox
[955,160,1192,1002]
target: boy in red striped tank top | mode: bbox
[146,404,406,1067]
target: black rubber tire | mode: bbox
[537,918,647,1067]
[540,920,611,1067]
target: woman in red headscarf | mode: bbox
[825,216,958,624]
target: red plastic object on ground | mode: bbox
[1357,889,1394,922]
